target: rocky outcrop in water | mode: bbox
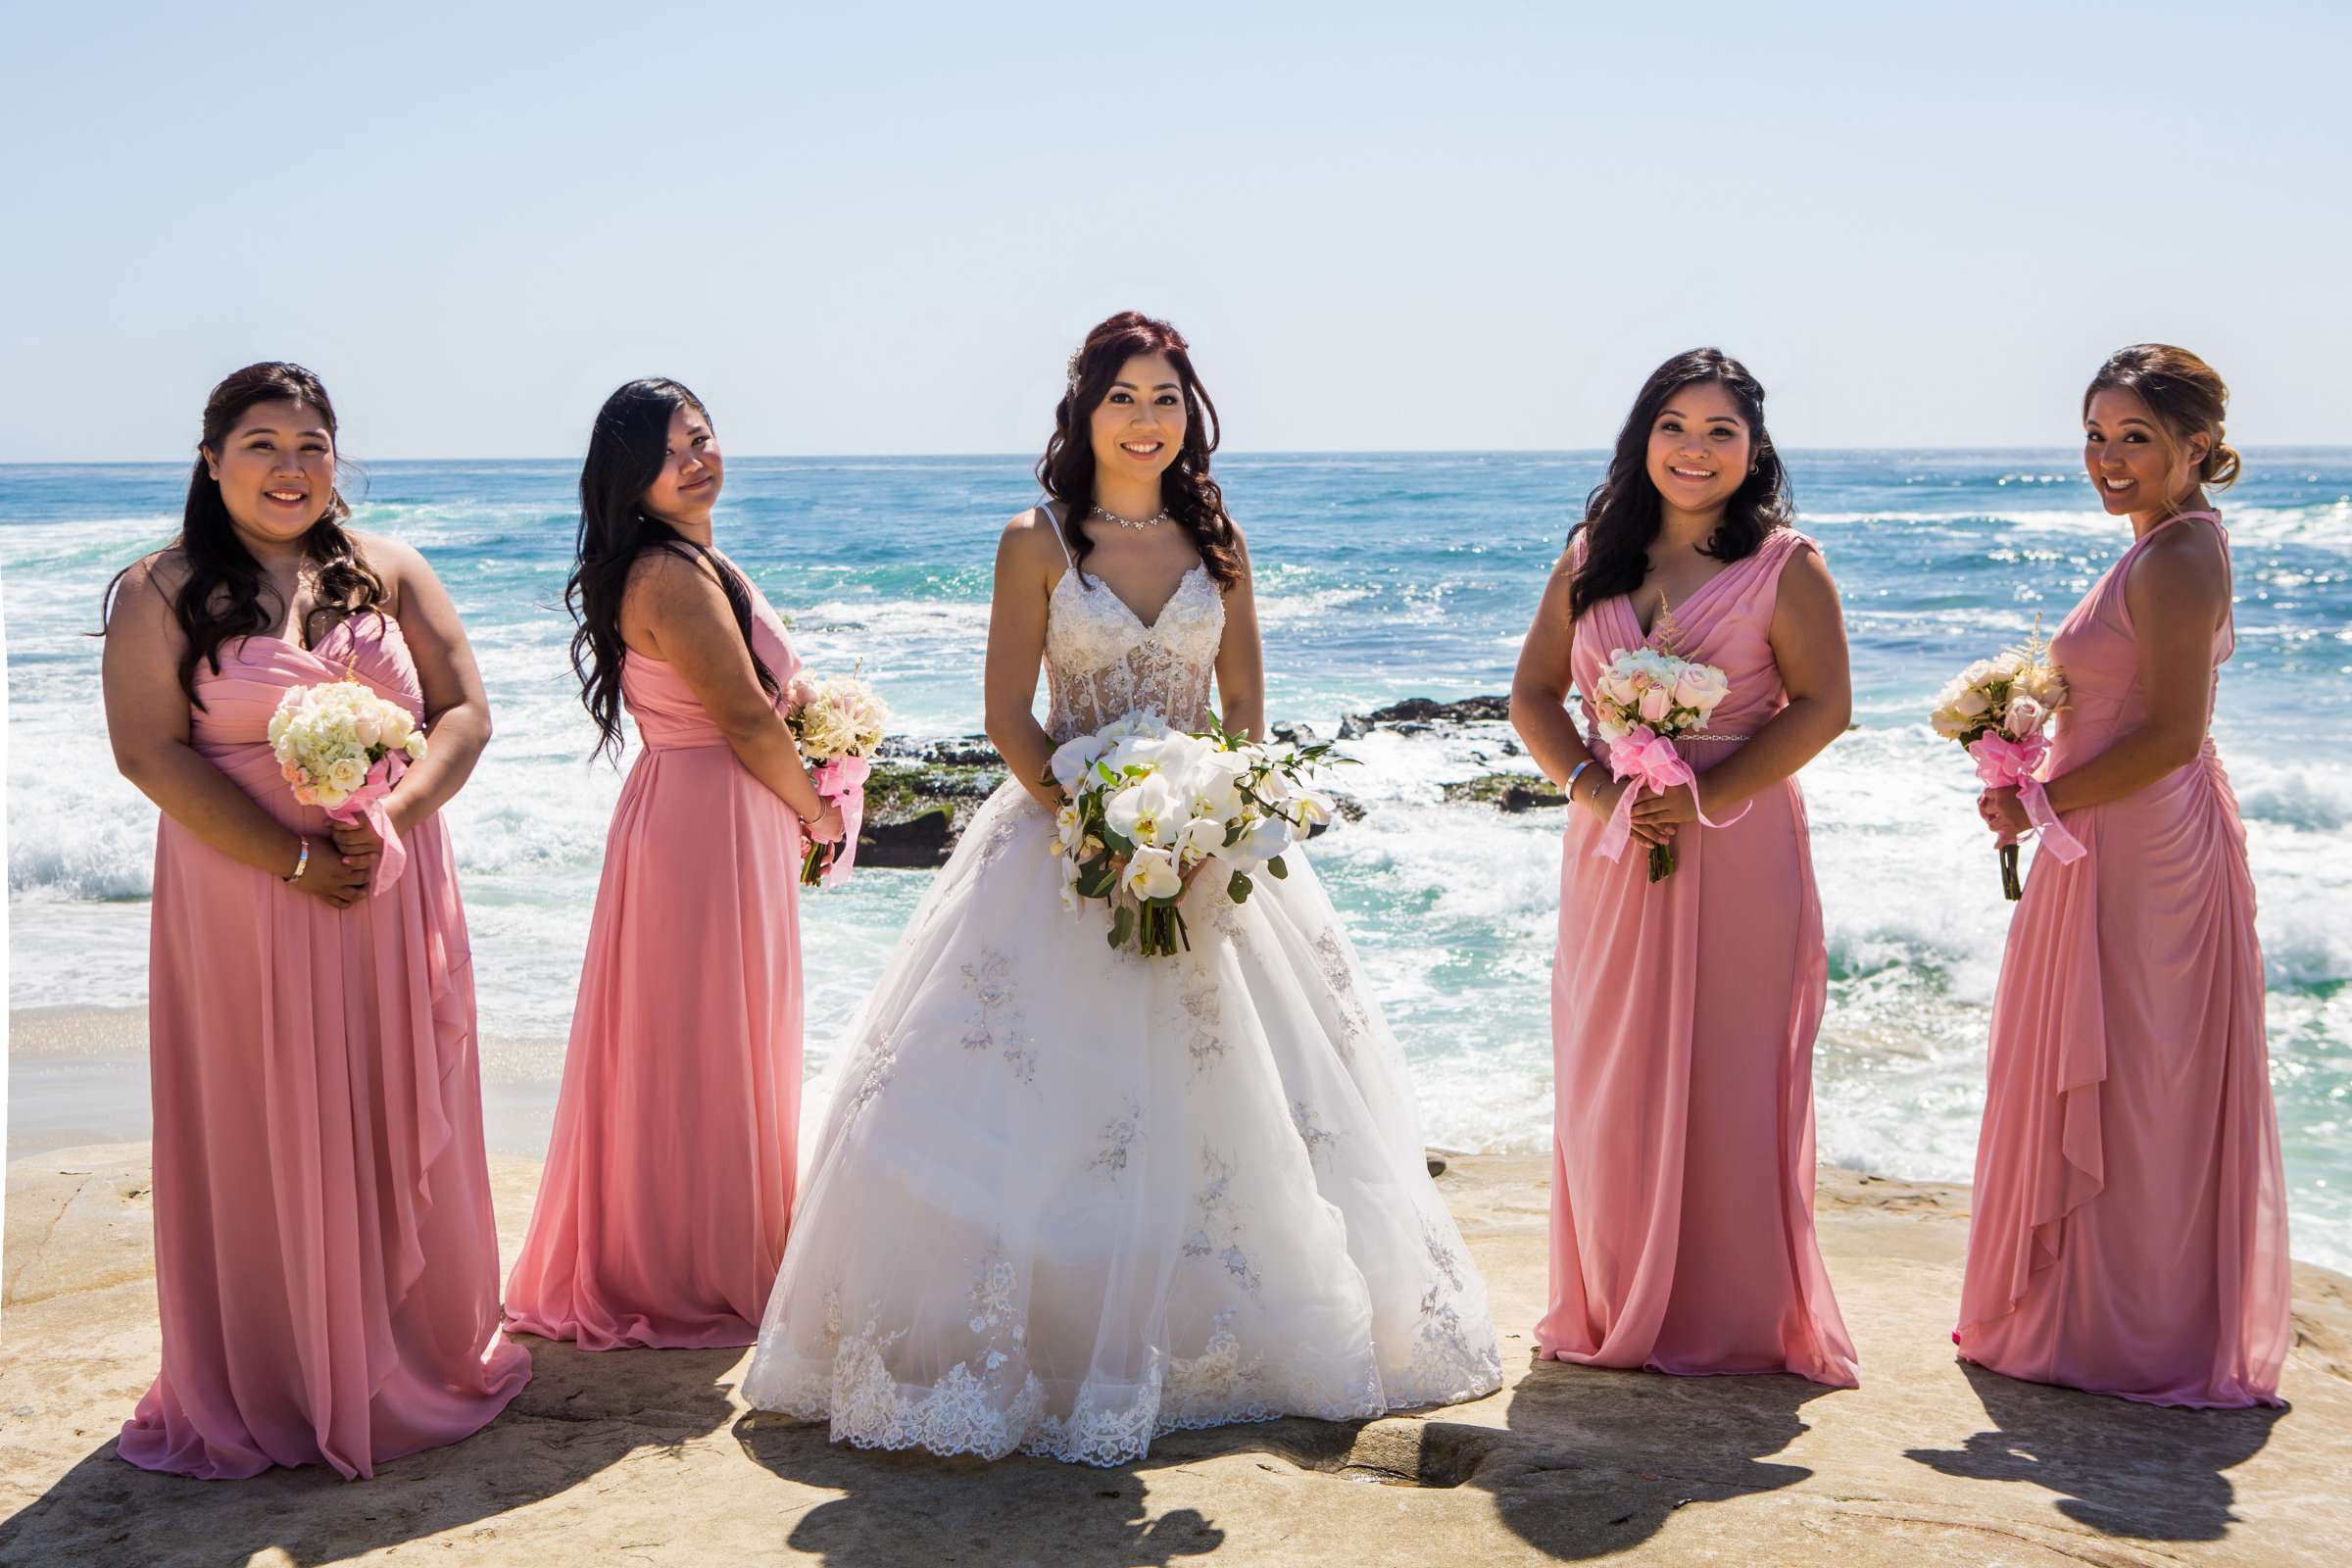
[854,695,1559,867]
[856,737,1006,868]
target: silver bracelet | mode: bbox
[283,837,311,884]
[1566,759,1595,802]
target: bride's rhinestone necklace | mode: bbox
[1090,503,1172,531]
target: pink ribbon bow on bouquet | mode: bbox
[324,753,410,898]
[804,754,870,887]
[1966,732,2084,863]
[1591,727,1750,874]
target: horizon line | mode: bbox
[6,443,2348,469]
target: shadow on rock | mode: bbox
[733,1410,1245,1567]
[1905,1360,2285,1543]
[1477,1355,1839,1559]
[0,1338,740,1568]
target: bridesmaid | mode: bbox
[504,379,844,1349]
[1510,348,1858,1386]
[100,362,530,1479]
[1956,345,2289,1406]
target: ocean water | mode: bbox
[6,452,2348,1269]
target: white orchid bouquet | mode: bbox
[788,671,890,887]
[1045,710,1341,957]
[269,678,426,816]
[1929,618,2079,900]
[1586,641,1738,882]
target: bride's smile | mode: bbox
[742,312,1502,1464]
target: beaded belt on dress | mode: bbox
[1589,730,1753,745]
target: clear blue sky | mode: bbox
[5,2,2346,461]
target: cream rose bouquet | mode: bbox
[1929,618,2082,900]
[787,672,889,887]
[1586,642,1743,882]
[268,678,427,897]
[1046,710,1339,957]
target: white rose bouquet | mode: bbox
[1586,639,1743,882]
[1928,617,2082,900]
[1046,710,1340,957]
[787,671,890,887]
[268,677,428,898]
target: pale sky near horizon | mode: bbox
[5,1,2347,462]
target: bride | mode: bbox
[742,311,1501,1465]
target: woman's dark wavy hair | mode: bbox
[566,377,776,764]
[1036,312,1243,588]
[1567,347,1794,621]
[101,362,385,705]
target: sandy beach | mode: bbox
[4,1010,2349,1566]
[6,1006,569,1161]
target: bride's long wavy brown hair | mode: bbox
[1035,312,1243,589]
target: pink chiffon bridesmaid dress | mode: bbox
[1955,510,2289,1406]
[121,613,531,1480]
[1535,526,1858,1387]
[503,586,807,1349]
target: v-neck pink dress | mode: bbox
[120,614,531,1481]
[1955,511,2288,1406]
[1534,527,1858,1387]
[503,583,808,1349]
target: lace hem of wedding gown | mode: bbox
[756,1290,1498,1468]
[741,527,1503,1467]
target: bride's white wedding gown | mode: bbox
[743,520,1501,1465]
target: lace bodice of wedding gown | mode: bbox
[1044,562,1224,742]
[740,510,1503,1468]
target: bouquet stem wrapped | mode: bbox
[1585,605,1748,882]
[788,673,890,887]
[1929,617,2084,901]
[268,676,428,899]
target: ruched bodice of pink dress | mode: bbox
[1955,511,2288,1406]
[121,613,530,1480]
[504,580,808,1349]
[1536,527,1858,1387]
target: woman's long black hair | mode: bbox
[1036,311,1244,588]
[101,361,385,704]
[1567,347,1794,621]
[566,378,777,763]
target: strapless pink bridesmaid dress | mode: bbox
[1535,527,1858,1387]
[504,588,807,1349]
[1956,511,2289,1406]
[119,614,531,1480]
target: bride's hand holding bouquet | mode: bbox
[1046,710,1339,957]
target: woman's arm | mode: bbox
[1508,551,1668,845]
[363,535,490,834]
[1510,550,1605,787]
[1212,527,1265,742]
[630,549,842,837]
[982,512,1064,813]
[1631,545,1851,831]
[1987,525,2225,832]
[101,557,369,906]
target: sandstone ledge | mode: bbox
[4,1148,2347,1566]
